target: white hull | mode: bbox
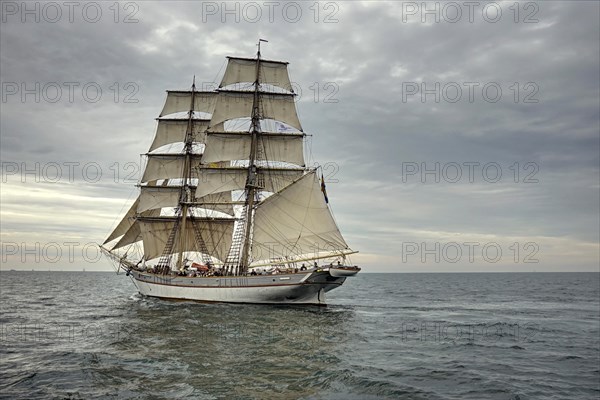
[129,270,347,305]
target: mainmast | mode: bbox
[237,39,267,275]
[175,78,197,271]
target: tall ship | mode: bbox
[101,41,360,305]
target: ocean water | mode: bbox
[0,272,598,400]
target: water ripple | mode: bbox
[1,271,598,399]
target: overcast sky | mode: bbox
[1,1,598,272]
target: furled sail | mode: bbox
[159,91,217,117]
[138,216,234,261]
[220,56,293,92]
[195,167,304,199]
[251,171,350,261]
[210,91,302,131]
[201,132,305,166]
[149,118,210,152]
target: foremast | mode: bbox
[174,78,198,272]
[237,39,267,275]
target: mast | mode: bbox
[175,77,197,271]
[238,39,267,275]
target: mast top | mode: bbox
[257,39,268,58]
